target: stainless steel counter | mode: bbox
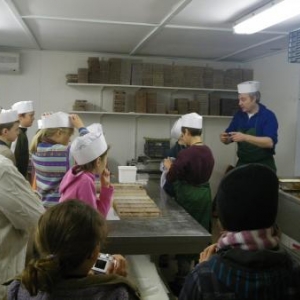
[277,190,300,243]
[104,180,211,255]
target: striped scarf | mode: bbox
[217,227,280,251]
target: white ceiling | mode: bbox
[1,0,300,62]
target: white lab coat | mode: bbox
[0,155,45,299]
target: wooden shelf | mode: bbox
[67,82,237,93]
[70,111,232,119]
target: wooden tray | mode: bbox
[279,179,300,191]
[113,193,161,218]
[113,183,161,218]
[113,183,144,190]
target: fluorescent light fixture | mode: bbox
[233,0,300,34]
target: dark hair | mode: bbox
[21,200,107,296]
[0,120,19,134]
[181,127,202,136]
[77,147,110,172]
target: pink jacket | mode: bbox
[59,167,114,218]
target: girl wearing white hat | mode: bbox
[59,124,114,218]
[30,112,87,208]
[0,109,20,165]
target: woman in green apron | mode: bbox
[164,112,215,232]
[164,112,215,296]
[220,80,278,172]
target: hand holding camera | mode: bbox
[92,253,127,277]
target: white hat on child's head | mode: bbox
[71,124,107,165]
[11,101,34,114]
[0,109,18,124]
[237,81,260,94]
[37,119,43,129]
[39,112,73,129]
[171,118,183,140]
[181,112,203,129]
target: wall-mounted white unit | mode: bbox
[0,52,20,73]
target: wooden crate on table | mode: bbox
[113,183,161,218]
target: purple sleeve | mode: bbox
[166,150,188,183]
[97,185,114,218]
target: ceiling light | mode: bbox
[233,0,300,34]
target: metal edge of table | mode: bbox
[277,190,300,243]
[104,179,212,254]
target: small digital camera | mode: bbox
[92,253,114,274]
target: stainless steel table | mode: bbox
[277,190,300,243]
[104,179,211,255]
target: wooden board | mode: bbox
[279,179,300,191]
[113,183,161,218]
[113,183,144,190]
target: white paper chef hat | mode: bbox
[71,128,108,165]
[237,81,260,94]
[171,118,183,139]
[181,112,203,129]
[87,123,103,134]
[37,119,43,129]
[0,109,19,124]
[11,101,34,114]
[39,112,73,129]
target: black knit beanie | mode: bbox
[216,164,278,231]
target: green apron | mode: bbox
[237,127,276,172]
[173,181,212,232]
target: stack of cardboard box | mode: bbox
[88,57,101,83]
[113,90,126,112]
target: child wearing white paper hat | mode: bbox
[163,112,214,231]
[160,117,186,196]
[30,112,88,208]
[168,117,186,158]
[11,101,35,178]
[220,80,278,172]
[0,109,20,165]
[59,123,114,218]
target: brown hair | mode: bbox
[0,120,19,135]
[30,127,74,153]
[77,147,110,172]
[21,200,107,296]
[181,127,202,137]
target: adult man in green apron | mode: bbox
[220,81,278,172]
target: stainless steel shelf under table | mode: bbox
[104,179,211,255]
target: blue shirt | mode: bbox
[226,103,278,153]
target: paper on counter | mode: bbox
[106,207,120,220]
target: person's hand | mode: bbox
[100,168,111,188]
[220,132,231,144]
[106,254,127,277]
[229,132,247,142]
[199,244,218,263]
[69,114,84,129]
[163,158,172,171]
